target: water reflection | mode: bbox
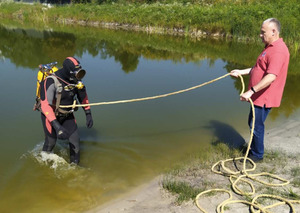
[0,23,299,213]
[0,26,76,67]
[0,23,299,151]
[0,23,299,128]
[0,24,259,70]
[106,47,139,73]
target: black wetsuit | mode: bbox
[39,57,92,164]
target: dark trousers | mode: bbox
[248,105,271,159]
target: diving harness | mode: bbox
[33,62,84,116]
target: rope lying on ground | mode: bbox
[195,76,299,213]
[59,73,234,108]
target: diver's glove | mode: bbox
[85,109,93,128]
[51,120,70,140]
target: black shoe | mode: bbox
[248,154,263,163]
[240,154,263,163]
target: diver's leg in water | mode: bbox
[59,114,79,164]
[69,129,80,164]
[41,113,57,152]
[43,136,57,152]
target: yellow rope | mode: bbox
[195,75,299,213]
[59,73,232,108]
[58,72,298,212]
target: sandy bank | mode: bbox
[89,117,300,213]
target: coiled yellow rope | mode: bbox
[195,76,299,213]
[59,72,298,212]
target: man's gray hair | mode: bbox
[264,18,281,33]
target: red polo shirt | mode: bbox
[249,38,290,108]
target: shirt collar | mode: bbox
[265,38,283,48]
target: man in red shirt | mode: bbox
[230,18,290,162]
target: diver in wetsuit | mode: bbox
[40,57,93,164]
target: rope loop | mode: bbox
[195,74,299,213]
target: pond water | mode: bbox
[0,24,299,213]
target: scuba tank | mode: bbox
[33,62,58,111]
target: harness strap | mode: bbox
[46,75,68,116]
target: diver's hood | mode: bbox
[60,57,86,83]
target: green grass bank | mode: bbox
[162,143,300,205]
[0,0,299,50]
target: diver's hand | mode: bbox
[85,110,93,128]
[51,120,70,140]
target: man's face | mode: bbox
[260,22,275,45]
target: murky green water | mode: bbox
[0,24,299,213]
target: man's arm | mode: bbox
[240,73,277,101]
[251,73,276,93]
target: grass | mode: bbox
[0,0,300,50]
[161,142,242,203]
[286,188,300,200]
[291,167,300,187]
[162,179,204,204]
[162,142,300,205]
